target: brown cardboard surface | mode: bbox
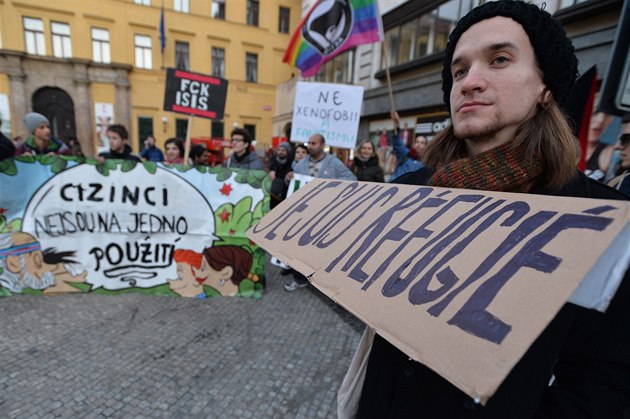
[247,179,630,403]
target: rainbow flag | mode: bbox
[283,0,383,77]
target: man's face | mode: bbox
[307,135,325,157]
[450,17,546,155]
[194,150,209,165]
[277,147,288,159]
[146,136,155,147]
[616,124,630,170]
[33,123,51,142]
[231,134,247,155]
[107,131,124,153]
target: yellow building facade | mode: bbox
[0,0,300,155]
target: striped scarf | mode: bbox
[429,142,543,193]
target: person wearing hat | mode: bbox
[354,2,630,417]
[15,112,70,156]
[268,141,294,209]
[223,127,264,170]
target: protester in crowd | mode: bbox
[285,133,356,292]
[351,140,384,182]
[290,133,356,181]
[355,2,629,417]
[269,142,294,209]
[292,143,308,169]
[98,124,141,162]
[390,114,427,181]
[140,135,164,162]
[0,118,15,160]
[608,114,630,196]
[223,128,264,170]
[584,105,615,182]
[164,137,185,165]
[400,121,413,148]
[15,112,70,156]
[190,144,209,166]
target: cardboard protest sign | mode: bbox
[248,179,630,403]
[163,68,228,119]
[290,81,363,149]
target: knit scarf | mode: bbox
[429,142,544,193]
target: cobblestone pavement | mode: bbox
[0,262,364,418]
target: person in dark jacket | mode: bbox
[98,124,141,162]
[140,135,164,162]
[351,140,384,182]
[269,142,294,209]
[224,127,264,170]
[356,2,630,418]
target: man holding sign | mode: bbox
[357,2,630,417]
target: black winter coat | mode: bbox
[351,156,384,182]
[357,169,630,419]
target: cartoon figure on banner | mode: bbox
[168,249,207,298]
[0,232,87,294]
[194,245,253,296]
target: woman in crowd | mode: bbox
[292,143,308,169]
[164,137,184,165]
[351,140,384,182]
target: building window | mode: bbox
[134,0,151,5]
[135,35,153,69]
[244,124,256,142]
[174,0,189,13]
[246,53,257,82]
[175,41,189,70]
[138,117,153,151]
[315,50,354,84]
[247,0,259,26]
[211,121,224,138]
[279,7,290,34]
[176,118,188,139]
[212,0,225,20]
[212,47,225,78]
[91,28,111,63]
[51,22,72,58]
[23,17,45,56]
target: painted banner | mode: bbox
[290,81,364,149]
[0,156,269,298]
[248,179,630,403]
[163,68,228,120]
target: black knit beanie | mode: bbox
[442,0,578,112]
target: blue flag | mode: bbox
[160,4,166,54]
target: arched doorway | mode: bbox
[32,87,76,141]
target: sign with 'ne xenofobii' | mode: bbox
[163,68,228,120]
[290,81,364,149]
[248,179,630,404]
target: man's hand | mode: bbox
[269,170,276,181]
[285,171,294,181]
[391,110,401,130]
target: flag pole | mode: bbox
[183,114,193,164]
[381,37,396,113]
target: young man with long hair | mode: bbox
[356,2,629,417]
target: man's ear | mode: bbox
[6,256,21,273]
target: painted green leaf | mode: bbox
[194,165,207,174]
[15,155,35,163]
[216,168,233,182]
[261,176,271,194]
[96,165,109,176]
[85,158,100,166]
[51,159,67,174]
[239,279,255,297]
[0,159,17,175]
[121,160,137,173]
[208,166,223,174]
[40,154,58,165]
[234,172,248,184]
[203,285,222,298]
[1,219,22,233]
[104,159,118,170]
[0,287,12,298]
[143,161,157,174]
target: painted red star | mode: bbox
[219,209,231,223]
[0,208,6,215]
[229,229,236,236]
[219,183,233,196]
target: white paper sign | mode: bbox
[290,81,364,149]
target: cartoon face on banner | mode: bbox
[22,164,216,290]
